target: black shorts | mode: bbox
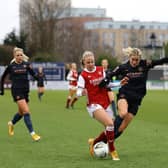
[11,89,29,102]
[117,93,142,116]
[37,82,44,87]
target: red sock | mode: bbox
[106,126,115,152]
[93,131,107,145]
[66,98,71,108]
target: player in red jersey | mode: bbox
[66,63,78,109]
[77,51,120,160]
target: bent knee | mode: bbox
[119,110,128,118]
[118,99,128,118]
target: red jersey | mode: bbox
[80,66,110,109]
[67,70,78,86]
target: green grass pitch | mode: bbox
[0,90,167,168]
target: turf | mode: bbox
[0,90,167,168]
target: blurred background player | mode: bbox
[0,47,41,141]
[99,47,168,140]
[101,59,117,118]
[36,66,47,101]
[77,51,120,160]
[66,62,78,109]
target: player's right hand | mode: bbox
[120,76,129,86]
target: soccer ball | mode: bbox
[93,141,109,158]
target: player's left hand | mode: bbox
[99,78,110,88]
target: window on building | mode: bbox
[131,25,135,29]
[149,25,154,29]
[102,32,108,39]
[109,24,113,28]
[123,40,129,48]
[158,34,165,46]
[122,33,129,48]
[109,33,115,47]
[120,25,127,29]
[140,25,145,29]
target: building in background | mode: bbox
[19,0,113,63]
[84,20,168,61]
[69,7,106,17]
[19,0,168,62]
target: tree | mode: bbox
[21,0,71,57]
[0,45,13,65]
[96,53,120,70]
[56,18,91,64]
[3,30,27,51]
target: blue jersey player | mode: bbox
[0,47,41,141]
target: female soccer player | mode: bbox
[65,62,78,109]
[0,47,41,141]
[99,47,168,139]
[77,51,122,160]
[101,59,117,118]
[36,66,47,101]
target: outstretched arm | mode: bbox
[107,76,129,89]
[99,66,122,88]
[0,66,10,95]
[148,57,168,68]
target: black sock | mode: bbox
[12,113,22,125]
[23,113,34,133]
[114,115,123,139]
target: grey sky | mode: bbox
[0,0,168,43]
